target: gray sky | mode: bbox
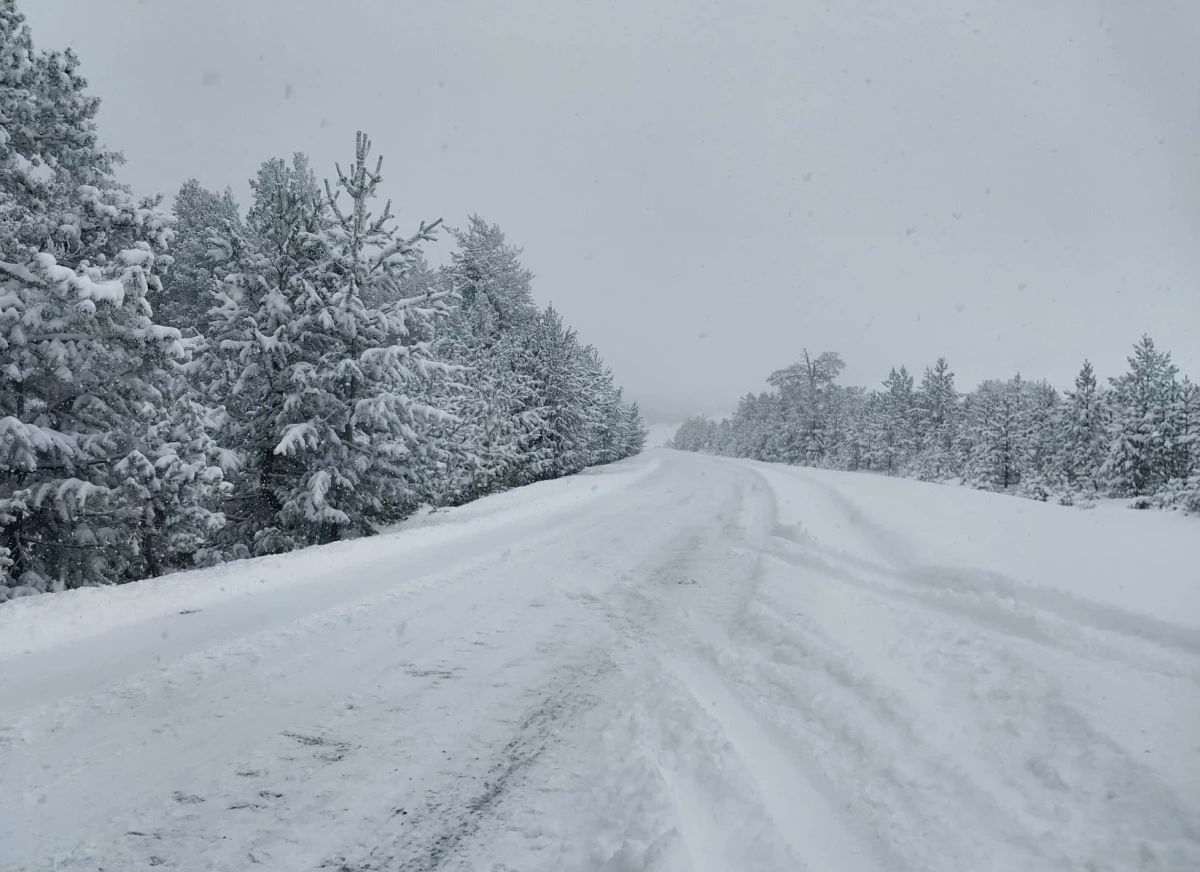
[25,0,1200,421]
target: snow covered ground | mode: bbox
[1,450,1197,872]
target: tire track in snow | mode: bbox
[766,533,1200,680]
[308,459,748,871]
[326,657,613,872]
[711,460,1200,871]
[763,463,1200,656]
[544,461,867,869]
[662,652,886,872]
[717,598,1074,871]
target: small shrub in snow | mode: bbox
[1151,476,1200,515]
[1016,479,1051,502]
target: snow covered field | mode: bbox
[1,449,1197,871]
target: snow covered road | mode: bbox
[2,450,1198,871]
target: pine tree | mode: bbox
[962,378,1018,490]
[670,415,716,452]
[860,391,885,471]
[622,401,648,456]
[765,350,847,465]
[0,8,216,595]
[1013,379,1059,500]
[428,325,530,504]
[586,364,624,466]
[1056,360,1107,492]
[206,137,455,549]
[724,393,762,459]
[157,179,241,330]
[828,386,868,471]
[1163,376,1198,483]
[203,152,328,555]
[912,358,959,480]
[445,215,536,333]
[426,217,546,501]
[518,306,593,479]
[1152,378,1200,513]
[114,386,230,575]
[275,133,455,541]
[576,344,618,464]
[1102,336,1180,497]
[1023,381,1059,475]
[863,367,917,474]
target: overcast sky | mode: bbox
[25,0,1200,421]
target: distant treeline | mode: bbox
[670,341,1198,514]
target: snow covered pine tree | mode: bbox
[0,7,223,597]
[156,178,241,331]
[427,216,542,503]
[206,135,455,552]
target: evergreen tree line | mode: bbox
[671,342,1200,514]
[0,9,644,600]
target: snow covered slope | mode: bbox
[1,451,1197,871]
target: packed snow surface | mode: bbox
[1,450,1197,871]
